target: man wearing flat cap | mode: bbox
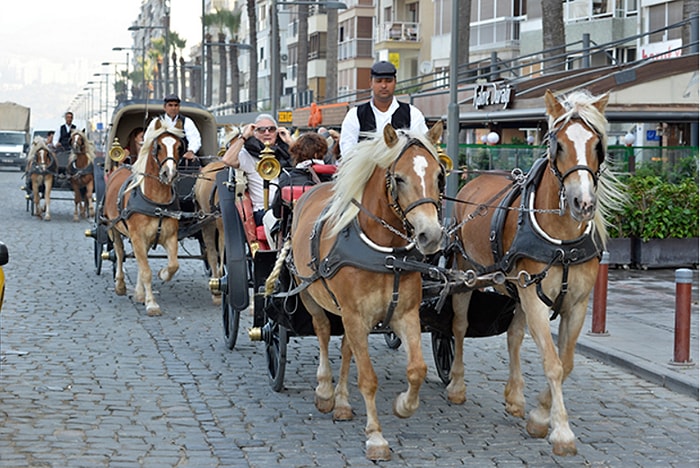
[162,94,202,164]
[339,60,428,157]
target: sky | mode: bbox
[0,0,202,131]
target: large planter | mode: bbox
[632,237,699,269]
[605,237,633,267]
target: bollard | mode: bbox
[589,251,610,336]
[671,268,694,365]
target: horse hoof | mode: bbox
[44,216,51,222]
[147,307,162,316]
[314,395,334,414]
[526,419,549,439]
[553,441,577,456]
[505,402,525,419]
[73,216,79,222]
[447,390,466,405]
[115,285,127,296]
[212,295,222,306]
[393,392,419,419]
[332,405,353,421]
[366,438,391,461]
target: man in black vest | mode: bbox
[54,111,76,152]
[162,94,202,165]
[339,61,428,158]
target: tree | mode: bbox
[221,8,243,106]
[205,33,214,106]
[457,0,470,77]
[296,4,309,105]
[168,32,187,98]
[541,0,566,72]
[246,0,258,110]
[325,9,338,101]
[683,1,699,53]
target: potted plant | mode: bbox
[607,158,699,269]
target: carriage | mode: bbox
[85,100,221,311]
[210,90,618,460]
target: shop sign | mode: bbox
[473,83,514,109]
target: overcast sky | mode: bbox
[0,0,202,130]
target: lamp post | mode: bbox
[128,23,168,98]
[270,1,347,120]
[94,72,110,131]
[103,59,129,102]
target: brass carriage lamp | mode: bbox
[256,142,281,210]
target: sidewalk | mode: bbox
[553,267,699,399]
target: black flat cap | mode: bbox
[163,93,181,103]
[370,61,396,78]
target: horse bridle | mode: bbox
[148,135,183,171]
[385,138,445,236]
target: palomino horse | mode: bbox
[67,129,95,222]
[103,117,185,316]
[193,125,242,305]
[283,122,445,460]
[26,137,57,221]
[448,90,622,455]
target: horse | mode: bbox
[67,129,96,222]
[278,122,445,460]
[102,117,185,316]
[448,89,623,456]
[193,124,243,305]
[25,137,57,221]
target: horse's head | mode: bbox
[382,121,446,254]
[545,89,609,223]
[70,130,86,154]
[145,117,185,185]
[28,139,52,171]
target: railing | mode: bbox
[377,21,420,42]
[470,17,523,51]
[338,38,374,61]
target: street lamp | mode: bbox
[129,22,169,98]
[103,60,129,101]
[94,72,110,130]
[270,1,347,119]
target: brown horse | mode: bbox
[194,125,243,305]
[448,90,623,455]
[26,137,57,221]
[67,129,95,222]
[103,117,185,316]
[280,122,445,460]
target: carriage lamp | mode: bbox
[109,137,127,163]
[435,146,453,175]
[256,143,281,210]
[486,132,500,145]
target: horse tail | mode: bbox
[265,238,292,296]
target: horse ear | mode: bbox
[383,124,399,148]
[426,120,443,145]
[544,89,565,119]
[174,119,184,130]
[593,92,610,114]
[154,119,163,131]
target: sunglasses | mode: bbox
[255,126,277,134]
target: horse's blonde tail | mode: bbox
[265,238,292,296]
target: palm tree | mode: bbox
[205,33,214,106]
[246,0,258,110]
[296,5,309,105]
[168,32,187,98]
[541,0,566,72]
[222,8,242,107]
[204,8,242,105]
[325,9,338,101]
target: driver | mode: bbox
[161,94,202,166]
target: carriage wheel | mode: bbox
[222,289,240,350]
[94,238,103,275]
[264,320,287,392]
[384,331,402,349]
[431,331,455,385]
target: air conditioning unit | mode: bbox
[280,53,288,63]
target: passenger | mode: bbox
[124,127,144,164]
[45,131,56,154]
[316,126,341,164]
[339,61,428,158]
[263,132,332,248]
[220,113,294,226]
[161,94,202,166]
[54,111,76,153]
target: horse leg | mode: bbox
[112,233,127,296]
[86,180,95,218]
[33,185,42,220]
[72,187,80,222]
[157,233,179,282]
[43,177,52,221]
[446,290,471,404]
[520,289,577,456]
[390,311,427,418]
[342,314,390,461]
[333,334,354,421]
[130,237,159,315]
[504,306,527,418]
[302,292,335,414]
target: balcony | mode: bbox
[377,21,420,43]
[338,38,374,61]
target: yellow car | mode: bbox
[0,242,7,312]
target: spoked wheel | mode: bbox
[431,331,455,385]
[384,331,402,349]
[222,289,241,350]
[263,320,288,392]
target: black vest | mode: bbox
[59,124,76,148]
[356,101,411,133]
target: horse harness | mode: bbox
[285,139,444,329]
[458,154,603,320]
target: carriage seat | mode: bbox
[280,164,336,205]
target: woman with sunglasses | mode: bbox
[221,113,294,226]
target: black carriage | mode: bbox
[85,99,220,275]
[213,152,516,391]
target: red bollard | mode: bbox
[589,251,610,336]
[672,268,694,365]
